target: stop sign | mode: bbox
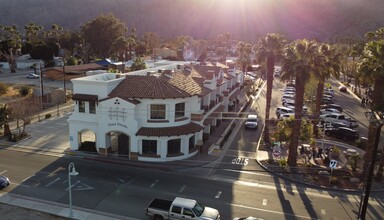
[272,150,280,157]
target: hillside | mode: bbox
[0,0,384,41]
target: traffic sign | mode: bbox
[272,150,280,157]
[329,159,337,169]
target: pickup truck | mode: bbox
[146,197,220,220]
[320,113,359,128]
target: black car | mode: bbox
[320,104,343,113]
[324,127,359,141]
[0,175,10,189]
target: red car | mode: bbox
[339,85,347,92]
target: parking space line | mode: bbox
[0,170,7,175]
[126,178,135,184]
[179,185,186,193]
[22,174,35,182]
[215,191,222,199]
[150,180,159,188]
[65,180,80,191]
[46,177,61,187]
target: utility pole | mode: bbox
[358,111,383,219]
[39,63,44,109]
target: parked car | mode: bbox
[281,94,295,102]
[276,106,294,118]
[26,73,39,79]
[245,114,258,129]
[0,175,10,189]
[318,121,348,129]
[279,113,295,120]
[324,127,359,141]
[321,97,334,105]
[320,108,342,115]
[324,88,335,95]
[323,94,333,100]
[285,86,295,91]
[320,104,343,113]
[146,197,220,220]
[283,91,295,96]
[339,85,348,92]
[283,99,295,107]
[286,104,309,113]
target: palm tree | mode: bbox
[255,33,287,144]
[312,44,341,136]
[359,35,384,179]
[236,41,252,73]
[280,39,318,166]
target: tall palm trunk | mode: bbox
[371,76,384,111]
[376,149,384,180]
[313,81,325,137]
[263,54,274,144]
[288,74,304,166]
[363,121,382,177]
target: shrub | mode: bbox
[19,86,31,97]
[45,113,51,118]
[0,83,9,95]
[278,158,288,169]
[332,146,340,153]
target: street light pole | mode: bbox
[358,111,383,220]
[68,162,79,218]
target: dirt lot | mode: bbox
[0,203,68,220]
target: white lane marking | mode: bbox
[65,180,81,191]
[222,169,272,177]
[46,178,61,187]
[23,174,35,182]
[179,185,186,193]
[73,183,94,191]
[0,170,7,175]
[118,178,125,183]
[150,180,159,188]
[321,209,326,215]
[262,199,267,206]
[230,203,313,219]
[215,191,222,199]
[126,178,136,184]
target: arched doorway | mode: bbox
[106,131,130,158]
[78,129,97,152]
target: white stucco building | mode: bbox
[68,62,244,162]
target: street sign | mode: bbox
[329,159,337,169]
[272,150,280,157]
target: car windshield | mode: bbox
[247,118,257,122]
[192,202,205,216]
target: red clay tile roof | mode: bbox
[108,72,211,99]
[136,122,203,137]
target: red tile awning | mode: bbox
[136,122,203,137]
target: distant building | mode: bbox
[68,62,244,162]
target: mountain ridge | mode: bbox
[1,0,383,41]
